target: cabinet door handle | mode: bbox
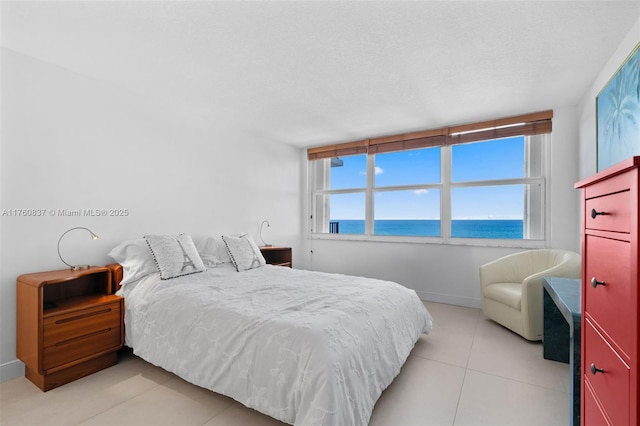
[590,363,605,375]
[591,277,606,288]
[591,208,608,219]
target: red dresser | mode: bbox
[575,157,640,426]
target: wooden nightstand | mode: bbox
[260,246,292,268]
[16,266,124,391]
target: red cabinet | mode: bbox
[576,157,640,426]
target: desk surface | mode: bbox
[543,277,581,323]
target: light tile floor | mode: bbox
[1,302,570,426]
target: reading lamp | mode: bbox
[57,227,99,270]
[259,220,272,247]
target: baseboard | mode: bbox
[415,290,482,309]
[0,359,24,383]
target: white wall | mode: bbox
[578,17,640,179]
[298,108,582,309]
[0,49,303,381]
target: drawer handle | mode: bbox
[590,363,605,375]
[591,208,608,219]
[55,328,112,346]
[591,277,606,288]
[55,308,112,324]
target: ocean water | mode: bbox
[331,219,524,239]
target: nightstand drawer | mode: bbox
[584,320,630,426]
[43,301,121,348]
[584,235,632,358]
[585,190,631,233]
[43,326,121,371]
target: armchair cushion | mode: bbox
[483,283,522,310]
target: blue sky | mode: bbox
[329,136,526,220]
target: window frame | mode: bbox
[309,133,550,248]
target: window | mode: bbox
[308,111,551,245]
[310,154,367,235]
[373,147,441,237]
[449,135,546,240]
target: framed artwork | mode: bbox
[597,42,640,171]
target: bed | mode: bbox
[107,234,432,426]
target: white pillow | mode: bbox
[144,234,206,280]
[222,234,266,272]
[108,239,158,286]
[194,235,232,267]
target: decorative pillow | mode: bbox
[144,234,206,280]
[222,235,266,272]
[108,239,158,286]
[194,235,232,267]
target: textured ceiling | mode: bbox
[2,1,639,148]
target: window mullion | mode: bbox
[450,177,544,188]
[366,154,375,235]
[373,183,441,193]
[441,145,452,240]
[314,188,367,195]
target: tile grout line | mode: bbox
[464,366,571,394]
[199,401,238,426]
[451,307,483,426]
[465,312,570,394]
[73,379,166,426]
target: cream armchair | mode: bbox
[479,249,581,341]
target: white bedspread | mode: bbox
[118,265,432,426]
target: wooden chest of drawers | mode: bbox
[17,267,124,391]
[576,157,640,426]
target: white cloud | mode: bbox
[375,167,384,175]
[414,189,429,195]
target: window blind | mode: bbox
[306,140,368,161]
[307,110,553,159]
